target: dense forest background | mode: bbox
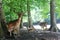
[0,0,60,38]
[2,0,60,23]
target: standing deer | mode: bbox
[6,13,23,36]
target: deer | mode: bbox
[28,26,35,32]
[6,13,23,37]
[39,22,47,30]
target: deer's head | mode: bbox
[17,12,23,18]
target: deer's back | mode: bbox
[39,22,47,27]
[7,19,20,31]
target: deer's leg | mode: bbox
[13,26,20,37]
[10,31,12,36]
[12,28,17,36]
[8,27,14,36]
[17,27,20,36]
[12,29,17,38]
[8,30,12,36]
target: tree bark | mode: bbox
[0,0,10,37]
[0,0,4,37]
[27,0,33,28]
[0,22,3,37]
[49,0,58,32]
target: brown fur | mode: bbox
[7,13,23,36]
[28,27,35,32]
[39,22,47,30]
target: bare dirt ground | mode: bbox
[1,28,60,40]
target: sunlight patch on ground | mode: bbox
[57,24,60,29]
[22,23,60,30]
[33,25,41,29]
[33,23,60,29]
[33,25,50,30]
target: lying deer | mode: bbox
[28,26,35,32]
[39,22,47,30]
[6,13,23,36]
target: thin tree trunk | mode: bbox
[49,0,58,32]
[27,0,33,28]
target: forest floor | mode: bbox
[0,23,60,40]
[1,29,60,40]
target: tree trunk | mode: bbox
[0,0,10,37]
[0,0,4,37]
[49,0,58,32]
[27,0,33,28]
[0,22,3,37]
